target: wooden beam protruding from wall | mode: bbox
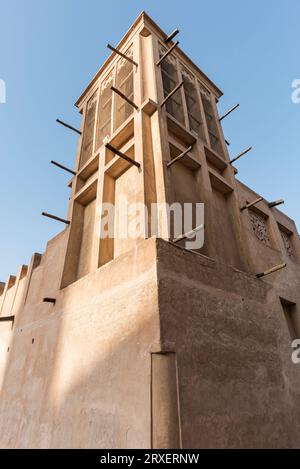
[219,104,240,122]
[230,146,252,165]
[164,28,180,44]
[173,224,204,244]
[256,263,287,279]
[41,212,70,225]
[240,197,264,212]
[268,199,284,209]
[0,316,15,323]
[105,143,141,168]
[56,119,82,135]
[107,44,138,66]
[51,160,76,176]
[167,145,193,168]
[156,41,179,67]
[110,86,139,110]
[43,298,56,304]
[160,81,184,108]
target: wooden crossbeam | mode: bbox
[51,160,76,176]
[268,199,284,209]
[219,104,240,122]
[43,298,56,304]
[105,143,140,168]
[173,224,204,244]
[225,139,230,146]
[230,146,252,165]
[41,212,70,225]
[167,145,193,168]
[156,41,179,67]
[160,81,184,108]
[0,316,14,323]
[240,197,263,212]
[56,119,81,135]
[107,44,138,66]
[164,28,180,44]
[256,263,287,279]
[110,86,139,110]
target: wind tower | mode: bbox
[1,12,300,449]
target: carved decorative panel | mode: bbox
[117,44,133,69]
[249,210,271,246]
[158,44,177,67]
[96,70,114,149]
[281,230,293,257]
[181,65,194,84]
[159,44,184,124]
[181,65,204,138]
[198,81,211,99]
[80,91,98,167]
[198,81,223,156]
[114,44,134,130]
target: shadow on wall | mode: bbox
[0,238,159,449]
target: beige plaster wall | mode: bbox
[77,198,97,280]
[0,236,160,449]
[156,239,300,448]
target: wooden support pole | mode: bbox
[43,298,56,304]
[51,160,76,176]
[219,104,240,122]
[268,199,284,209]
[230,146,252,165]
[164,28,180,44]
[156,41,179,67]
[240,197,264,212]
[105,143,141,168]
[56,119,82,135]
[167,145,193,168]
[41,212,70,225]
[225,139,230,146]
[173,224,204,244]
[256,263,287,279]
[160,81,184,108]
[0,316,15,323]
[107,44,138,66]
[110,86,139,110]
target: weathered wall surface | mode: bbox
[0,236,160,449]
[1,231,300,449]
[157,240,300,448]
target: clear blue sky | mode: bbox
[0,0,299,280]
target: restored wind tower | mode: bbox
[60,10,247,282]
[1,12,300,449]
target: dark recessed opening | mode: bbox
[280,297,299,340]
